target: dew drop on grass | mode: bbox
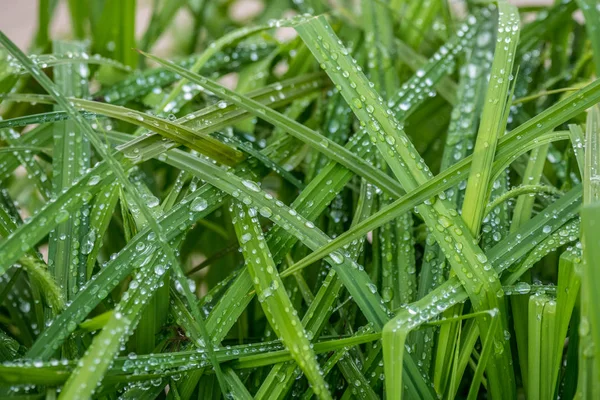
[259,207,272,218]
[476,253,488,263]
[329,252,344,264]
[88,175,101,186]
[154,264,166,276]
[242,179,261,192]
[241,233,252,244]
[190,197,208,212]
[406,305,418,315]
[55,210,70,223]
[81,229,96,255]
[366,283,377,294]
[514,281,531,294]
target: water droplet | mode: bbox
[88,175,101,186]
[242,180,261,192]
[190,197,208,212]
[329,252,344,264]
[55,210,70,223]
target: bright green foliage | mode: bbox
[0,0,599,399]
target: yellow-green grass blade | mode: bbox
[461,1,520,236]
[232,201,331,399]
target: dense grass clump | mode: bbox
[1,0,600,398]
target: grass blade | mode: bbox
[232,201,331,399]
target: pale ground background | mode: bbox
[0,0,555,51]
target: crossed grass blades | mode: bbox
[0,0,599,398]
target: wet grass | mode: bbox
[0,0,599,398]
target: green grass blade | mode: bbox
[577,104,600,398]
[552,250,581,392]
[92,0,137,68]
[466,309,500,400]
[84,182,120,278]
[232,201,331,399]
[48,40,90,302]
[2,93,243,166]
[527,293,557,400]
[461,2,520,236]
